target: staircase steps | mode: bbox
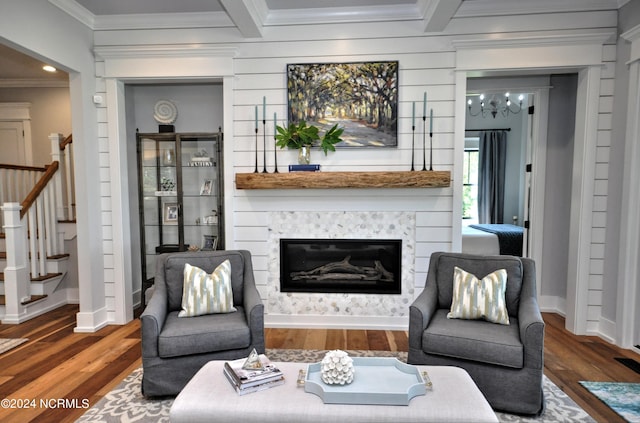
[0,294,48,306]
[0,272,63,282]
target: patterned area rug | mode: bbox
[0,338,28,355]
[579,381,640,422]
[77,349,594,423]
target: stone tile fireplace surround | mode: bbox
[267,211,416,329]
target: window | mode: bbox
[463,147,479,223]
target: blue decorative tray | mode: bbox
[303,357,427,405]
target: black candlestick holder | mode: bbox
[429,131,433,171]
[422,115,427,171]
[273,134,279,173]
[262,119,268,173]
[411,124,415,171]
[254,127,259,173]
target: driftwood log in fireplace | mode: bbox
[290,256,394,282]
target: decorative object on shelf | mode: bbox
[298,145,311,165]
[153,99,178,132]
[287,61,398,147]
[289,164,320,172]
[187,245,200,251]
[275,121,344,165]
[162,148,175,166]
[160,177,175,192]
[202,235,218,251]
[190,150,213,166]
[163,202,178,225]
[204,211,218,225]
[467,93,524,119]
[200,180,212,195]
[320,350,354,385]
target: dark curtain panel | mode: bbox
[478,130,507,224]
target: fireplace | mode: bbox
[279,238,402,294]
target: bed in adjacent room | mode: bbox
[461,224,523,257]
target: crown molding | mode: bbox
[48,0,94,29]
[621,24,640,43]
[94,44,238,60]
[452,30,616,50]
[262,3,423,26]
[92,11,234,31]
[49,0,234,30]
[455,0,619,17]
[0,78,69,88]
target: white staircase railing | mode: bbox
[50,133,75,222]
[0,132,75,323]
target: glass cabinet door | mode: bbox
[137,132,224,291]
[179,134,224,253]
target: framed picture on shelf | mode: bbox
[286,60,399,148]
[163,202,179,225]
[200,179,213,195]
[202,235,218,251]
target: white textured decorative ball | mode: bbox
[320,350,354,385]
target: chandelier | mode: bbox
[467,93,524,119]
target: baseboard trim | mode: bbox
[74,306,109,333]
[538,295,566,315]
[265,314,409,331]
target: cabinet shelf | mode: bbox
[235,170,451,190]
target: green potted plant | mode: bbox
[275,121,344,164]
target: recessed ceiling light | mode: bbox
[43,65,57,73]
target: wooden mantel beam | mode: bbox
[235,170,451,190]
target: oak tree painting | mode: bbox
[286,61,398,147]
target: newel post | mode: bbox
[1,203,29,323]
[49,133,65,220]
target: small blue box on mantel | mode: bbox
[289,164,320,172]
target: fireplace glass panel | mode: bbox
[280,239,402,294]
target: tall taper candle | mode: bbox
[263,96,266,121]
[262,109,267,173]
[429,108,434,171]
[423,92,427,117]
[429,108,433,133]
[273,112,278,173]
[411,103,416,171]
[254,105,258,130]
[412,101,415,127]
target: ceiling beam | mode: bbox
[420,0,462,32]
[219,0,264,38]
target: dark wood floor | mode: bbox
[0,304,638,422]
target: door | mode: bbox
[0,121,25,164]
[522,97,534,257]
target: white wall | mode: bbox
[542,74,578,302]
[0,87,71,166]
[90,7,620,332]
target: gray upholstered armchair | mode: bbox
[408,252,544,415]
[141,250,265,397]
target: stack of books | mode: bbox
[223,353,284,395]
[289,164,320,172]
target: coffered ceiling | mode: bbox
[0,0,626,87]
